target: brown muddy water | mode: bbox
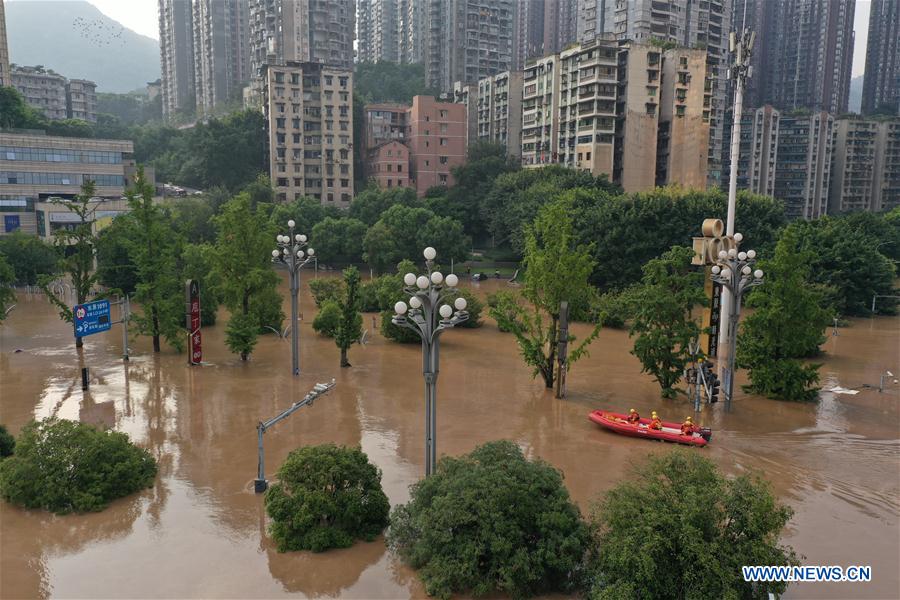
[1,275,898,599]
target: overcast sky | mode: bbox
[9,0,874,78]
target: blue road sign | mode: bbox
[74,299,111,338]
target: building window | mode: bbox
[440,123,448,133]
[439,156,448,164]
[439,174,448,184]
[277,177,288,186]
[327,178,334,187]
[291,73,300,85]
[397,164,403,172]
[439,110,447,118]
[387,179,393,187]
[293,134,301,144]
[341,179,349,187]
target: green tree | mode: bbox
[311,217,367,265]
[181,243,222,327]
[265,444,390,553]
[363,205,470,274]
[40,180,101,349]
[736,245,832,401]
[0,232,59,285]
[0,257,14,324]
[335,266,363,367]
[388,440,589,600]
[309,277,345,307]
[349,186,418,226]
[170,196,217,244]
[0,424,14,457]
[0,86,47,129]
[0,418,157,514]
[269,194,340,232]
[628,246,706,398]
[312,301,341,338]
[490,198,600,389]
[126,170,185,352]
[212,193,282,360]
[95,215,138,295]
[589,451,797,600]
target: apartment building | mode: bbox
[367,140,412,189]
[654,48,710,189]
[406,95,466,194]
[11,67,68,120]
[521,54,560,167]
[364,103,409,149]
[721,105,779,197]
[399,0,426,64]
[475,71,522,158]
[614,43,661,192]
[262,62,354,207]
[830,118,900,213]
[192,0,251,116]
[542,0,578,56]
[557,36,618,178]
[774,112,833,220]
[249,0,355,76]
[861,0,900,115]
[424,0,515,92]
[0,132,142,238]
[0,0,9,88]
[452,82,478,147]
[158,0,196,120]
[65,80,98,123]
[357,0,401,63]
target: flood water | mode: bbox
[1,274,898,599]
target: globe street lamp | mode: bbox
[392,247,469,476]
[272,220,315,376]
[710,232,763,410]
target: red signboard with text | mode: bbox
[186,280,202,365]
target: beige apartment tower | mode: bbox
[263,62,354,207]
[558,36,618,179]
[654,48,709,189]
[830,118,900,214]
[475,71,523,158]
[521,54,560,167]
[614,43,661,193]
[158,0,196,120]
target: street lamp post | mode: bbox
[710,233,763,410]
[391,247,469,476]
[272,220,315,376]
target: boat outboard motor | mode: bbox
[699,428,712,442]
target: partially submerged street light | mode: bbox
[272,220,315,376]
[392,247,469,476]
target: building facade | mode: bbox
[406,95,467,194]
[475,71,522,158]
[158,0,196,120]
[367,140,412,189]
[0,132,138,238]
[0,0,9,88]
[557,36,618,178]
[399,0,426,64]
[721,104,779,197]
[521,54,560,167]
[249,0,356,77]
[262,62,354,206]
[357,0,401,63]
[452,82,478,147]
[861,0,900,116]
[11,67,69,121]
[542,0,578,56]
[65,80,98,123]
[830,118,900,213]
[364,103,409,149]
[614,42,661,193]
[765,0,854,116]
[774,112,833,220]
[192,0,251,117]
[424,0,515,92]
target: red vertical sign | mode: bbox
[186,280,202,365]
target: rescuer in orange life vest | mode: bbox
[681,416,696,436]
[626,408,641,424]
[648,411,662,430]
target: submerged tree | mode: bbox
[629,246,706,398]
[335,266,363,367]
[489,197,600,389]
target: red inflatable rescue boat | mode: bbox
[588,410,711,447]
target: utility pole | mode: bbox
[719,26,756,367]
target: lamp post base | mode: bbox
[254,478,268,493]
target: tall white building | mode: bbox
[158,0,196,119]
[193,0,251,116]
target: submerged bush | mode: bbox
[388,440,589,599]
[0,418,157,514]
[0,424,14,458]
[265,444,390,553]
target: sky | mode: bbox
[11,0,874,78]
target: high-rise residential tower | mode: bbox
[357,0,401,63]
[586,0,732,189]
[513,0,578,69]
[861,0,899,115]
[774,112,833,220]
[765,0,855,115]
[721,104,779,197]
[830,117,900,213]
[193,0,251,116]
[158,0,196,120]
[0,0,10,88]
[424,0,515,92]
[399,0,426,64]
[249,0,356,77]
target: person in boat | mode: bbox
[648,411,662,430]
[626,408,641,424]
[681,416,696,436]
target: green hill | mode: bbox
[6,0,159,93]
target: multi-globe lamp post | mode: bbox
[271,220,315,376]
[392,247,469,476]
[709,232,763,410]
